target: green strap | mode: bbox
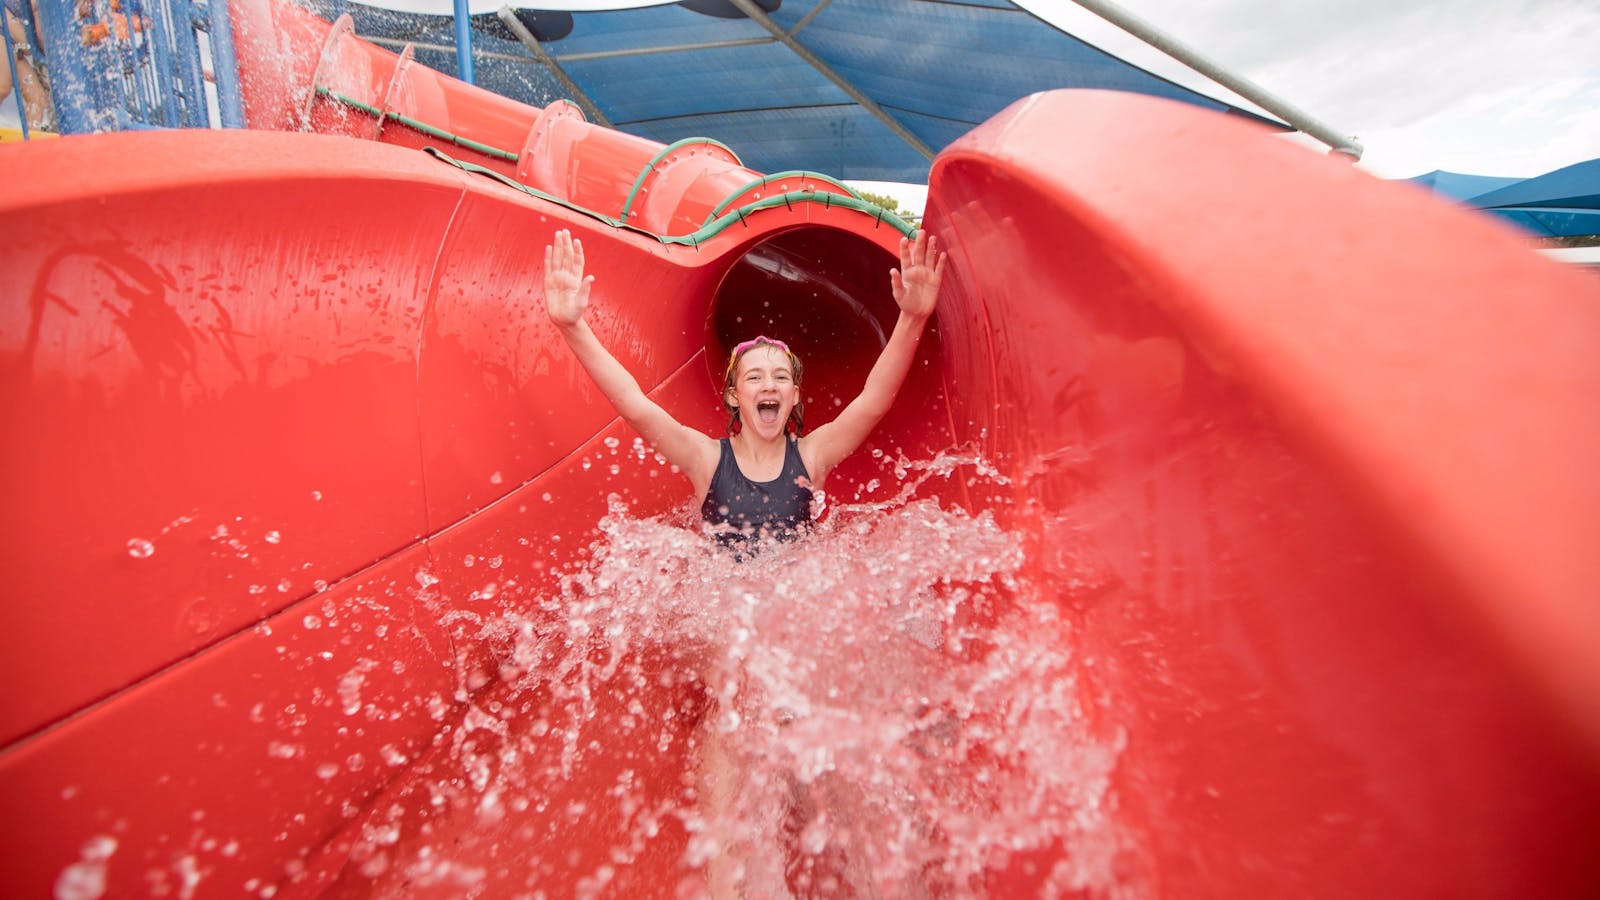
[316,87,519,162]
[619,137,741,224]
[423,147,629,229]
[426,148,916,245]
[319,87,913,241]
[701,171,864,226]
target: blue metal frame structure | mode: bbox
[14,0,243,136]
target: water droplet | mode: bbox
[126,538,155,559]
[338,662,372,714]
[54,836,116,900]
[264,530,281,544]
[262,448,1110,893]
[800,813,830,854]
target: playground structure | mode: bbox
[3,0,1600,896]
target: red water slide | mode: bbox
[3,1,1598,896]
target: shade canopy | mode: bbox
[1410,158,1600,238]
[307,0,1283,182]
[1405,170,1523,204]
[1469,158,1600,211]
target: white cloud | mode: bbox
[1361,75,1600,177]
[1018,0,1600,177]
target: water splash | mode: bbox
[345,449,1130,897]
[53,836,116,900]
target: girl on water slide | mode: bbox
[542,227,947,549]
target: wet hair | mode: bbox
[722,336,804,437]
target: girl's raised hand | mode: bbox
[543,229,594,329]
[889,230,947,320]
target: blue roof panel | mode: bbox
[1470,159,1600,211]
[1405,170,1525,203]
[566,44,847,123]
[1488,207,1600,238]
[787,0,1231,121]
[627,105,933,181]
[326,0,1286,181]
[541,4,769,55]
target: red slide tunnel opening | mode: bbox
[708,225,951,504]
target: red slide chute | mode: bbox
[3,1,1596,896]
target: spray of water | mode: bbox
[368,450,1133,898]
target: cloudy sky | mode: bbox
[1018,0,1600,179]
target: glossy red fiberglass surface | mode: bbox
[0,122,926,896]
[929,91,1600,895]
[4,5,1600,896]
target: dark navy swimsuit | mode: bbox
[700,437,814,549]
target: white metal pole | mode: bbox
[1067,0,1363,159]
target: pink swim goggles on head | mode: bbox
[724,336,792,378]
[729,335,790,358]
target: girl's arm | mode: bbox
[801,231,947,482]
[543,230,719,494]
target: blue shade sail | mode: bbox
[1468,158,1600,213]
[1408,159,1600,237]
[1405,171,1525,204]
[309,0,1284,182]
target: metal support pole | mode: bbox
[141,0,185,126]
[168,0,210,127]
[724,0,934,161]
[201,0,246,127]
[453,0,474,84]
[32,0,114,132]
[496,6,610,125]
[2,10,29,138]
[1067,0,1362,159]
[787,0,834,36]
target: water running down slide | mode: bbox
[3,0,1599,895]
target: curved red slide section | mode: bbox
[929,90,1600,895]
[3,5,1599,897]
[0,123,925,896]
